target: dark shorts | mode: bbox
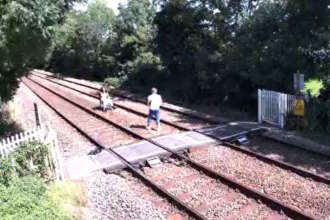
[147,109,160,125]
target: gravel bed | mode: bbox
[33,73,210,129]
[245,136,330,178]
[144,160,286,219]
[30,75,179,138]
[189,145,330,219]
[14,82,96,161]
[86,171,191,220]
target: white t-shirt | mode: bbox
[148,94,162,110]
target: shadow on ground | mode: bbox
[243,135,330,178]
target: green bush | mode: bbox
[0,158,15,186]
[304,79,324,98]
[0,141,50,186]
[104,76,127,89]
[305,98,330,133]
[0,176,72,220]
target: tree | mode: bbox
[49,0,116,79]
[0,0,79,103]
[109,0,158,80]
[153,0,246,102]
[229,0,330,93]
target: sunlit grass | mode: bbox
[47,180,87,219]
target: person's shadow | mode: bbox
[130,125,146,130]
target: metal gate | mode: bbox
[258,89,296,128]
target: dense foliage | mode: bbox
[0,141,50,186]
[1,0,330,133]
[0,141,72,219]
[0,176,72,220]
[0,0,80,103]
[49,0,116,79]
[48,0,330,104]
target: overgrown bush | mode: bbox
[0,176,72,220]
[305,98,330,133]
[104,76,127,89]
[0,101,22,137]
[0,141,50,186]
[304,79,325,98]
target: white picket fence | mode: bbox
[0,124,64,180]
[258,89,297,128]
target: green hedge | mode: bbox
[0,141,73,220]
[0,141,50,186]
[0,176,72,220]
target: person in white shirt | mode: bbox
[146,87,162,131]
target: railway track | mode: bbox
[30,72,330,185]
[21,76,318,219]
[31,71,330,158]
[31,71,213,130]
[32,70,221,125]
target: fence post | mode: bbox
[279,94,283,128]
[283,94,288,129]
[45,124,63,180]
[279,93,287,129]
[258,89,262,123]
[34,103,40,127]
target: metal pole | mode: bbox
[258,89,262,123]
[34,103,40,127]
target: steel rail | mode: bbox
[22,78,207,220]
[30,73,330,185]
[30,73,191,131]
[222,142,330,185]
[25,77,316,220]
[32,70,330,161]
[32,70,222,124]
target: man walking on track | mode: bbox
[146,87,162,132]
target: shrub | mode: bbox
[304,79,324,98]
[0,158,15,186]
[0,141,50,186]
[0,101,22,137]
[104,76,127,89]
[305,98,330,133]
[0,176,72,220]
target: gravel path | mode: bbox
[189,145,330,219]
[14,82,96,161]
[245,136,330,178]
[86,171,190,220]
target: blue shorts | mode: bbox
[147,109,160,126]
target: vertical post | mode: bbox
[283,94,288,128]
[258,89,262,123]
[279,93,287,129]
[34,103,40,127]
[279,94,283,128]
